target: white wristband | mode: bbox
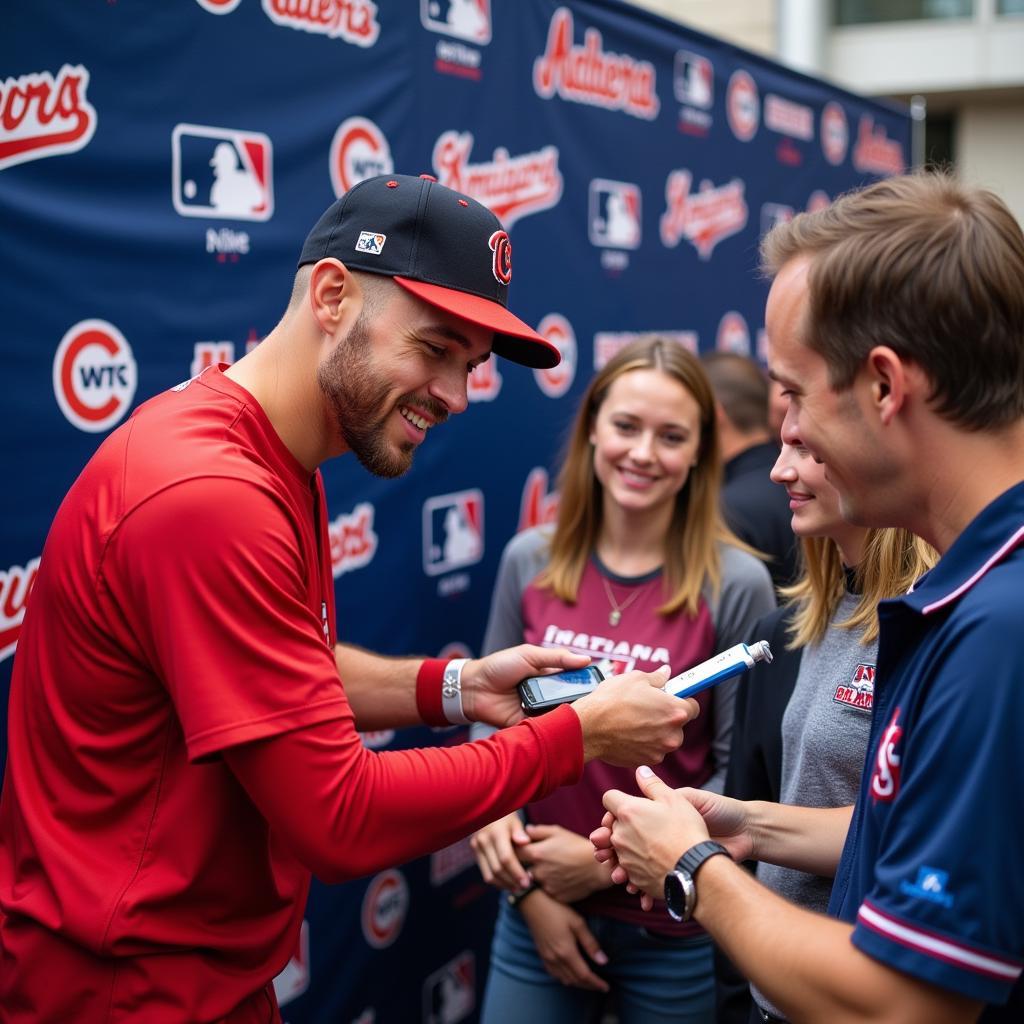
[441,658,471,725]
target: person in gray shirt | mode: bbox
[722,437,935,1024]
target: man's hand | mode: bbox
[592,766,712,900]
[519,890,610,993]
[460,645,590,728]
[572,668,699,767]
[470,812,532,891]
[518,823,613,904]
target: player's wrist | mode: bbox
[416,658,470,726]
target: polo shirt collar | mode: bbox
[899,480,1024,616]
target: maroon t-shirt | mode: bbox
[524,559,717,935]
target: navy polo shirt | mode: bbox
[828,481,1024,1012]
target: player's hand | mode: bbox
[519,890,610,993]
[470,812,531,891]
[572,667,698,767]
[461,645,590,728]
[518,823,613,904]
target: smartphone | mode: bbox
[518,665,606,715]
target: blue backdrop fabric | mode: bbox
[0,3,908,1021]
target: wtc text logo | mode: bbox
[53,319,137,433]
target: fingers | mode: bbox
[589,823,612,851]
[567,920,610,992]
[601,788,631,816]
[644,665,672,687]
[470,818,531,890]
[634,765,672,800]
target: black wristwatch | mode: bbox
[664,840,731,922]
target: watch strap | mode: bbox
[677,839,731,879]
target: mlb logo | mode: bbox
[355,231,386,255]
[589,179,642,250]
[674,51,713,109]
[421,0,492,45]
[760,203,794,236]
[423,489,485,576]
[172,123,273,222]
[423,951,475,1024]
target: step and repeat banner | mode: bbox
[1,2,909,1021]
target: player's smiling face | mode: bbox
[318,282,492,478]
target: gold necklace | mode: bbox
[601,576,643,627]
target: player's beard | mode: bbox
[317,312,416,479]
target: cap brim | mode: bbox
[393,277,560,370]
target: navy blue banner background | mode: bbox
[0,2,908,1020]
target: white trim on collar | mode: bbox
[920,524,1024,615]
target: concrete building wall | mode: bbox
[624,0,778,56]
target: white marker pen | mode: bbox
[664,641,773,700]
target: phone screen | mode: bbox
[520,666,601,709]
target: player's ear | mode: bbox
[307,259,362,337]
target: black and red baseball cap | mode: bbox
[298,173,559,369]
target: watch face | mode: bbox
[664,870,694,922]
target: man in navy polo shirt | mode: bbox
[592,172,1024,1023]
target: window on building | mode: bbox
[836,0,973,25]
[923,112,956,171]
[997,0,1024,14]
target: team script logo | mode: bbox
[853,116,905,176]
[659,170,748,260]
[0,65,97,172]
[328,502,378,577]
[432,131,563,229]
[870,706,903,802]
[533,7,659,121]
[261,0,380,46]
[519,467,560,532]
[0,558,41,662]
[833,662,875,712]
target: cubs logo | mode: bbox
[726,69,759,142]
[423,490,484,577]
[361,869,409,949]
[0,557,41,663]
[534,314,576,398]
[833,662,875,712]
[489,230,512,285]
[589,179,641,250]
[716,311,750,356]
[821,101,849,166]
[0,64,97,172]
[330,116,393,197]
[172,123,273,222]
[421,0,491,45]
[53,319,137,433]
[870,706,903,802]
[194,0,243,13]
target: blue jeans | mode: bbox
[480,898,715,1024]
